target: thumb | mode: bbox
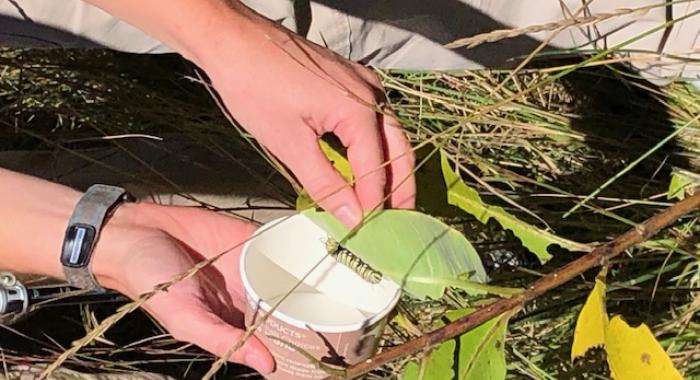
[168,307,275,374]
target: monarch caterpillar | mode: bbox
[324,238,383,284]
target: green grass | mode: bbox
[1,48,699,379]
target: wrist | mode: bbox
[0,170,171,289]
[170,1,264,68]
[90,201,168,290]
[184,3,291,79]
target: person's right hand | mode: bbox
[196,6,416,228]
[94,202,275,374]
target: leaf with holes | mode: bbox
[441,150,590,263]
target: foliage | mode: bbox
[668,171,698,200]
[441,150,590,263]
[571,273,608,359]
[606,316,683,380]
[572,269,684,380]
[401,309,508,380]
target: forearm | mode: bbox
[0,169,158,288]
[83,0,277,71]
[0,168,82,278]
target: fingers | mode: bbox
[274,126,363,228]
[337,67,414,210]
[334,111,387,214]
[379,113,416,209]
[168,306,275,374]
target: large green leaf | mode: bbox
[401,309,509,380]
[401,340,455,380]
[441,150,590,263]
[303,209,489,300]
[451,309,508,380]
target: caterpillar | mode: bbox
[325,238,383,284]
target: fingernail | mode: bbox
[335,203,362,228]
[246,353,274,374]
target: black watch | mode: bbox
[60,184,133,291]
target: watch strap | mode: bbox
[62,185,132,291]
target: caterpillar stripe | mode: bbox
[325,238,383,284]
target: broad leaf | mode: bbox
[606,316,683,380]
[296,140,354,210]
[303,209,488,300]
[570,270,683,379]
[441,150,590,263]
[401,340,455,380]
[571,275,608,360]
[452,309,508,380]
[401,309,508,380]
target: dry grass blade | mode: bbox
[445,2,664,49]
[565,113,700,217]
[491,0,596,94]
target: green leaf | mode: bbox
[296,140,354,210]
[401,340,456,380]
[400,309,509,380]
[451,309,508,380]
[668,171,697,201]
[441,150,590,263]
[303,209,488,300]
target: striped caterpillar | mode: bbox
[325,238,383,284]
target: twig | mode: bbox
[328,192,700,379]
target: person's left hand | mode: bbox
[94,203,275,374]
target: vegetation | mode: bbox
[1,25,699,380]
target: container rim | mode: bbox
[240,214,401,333]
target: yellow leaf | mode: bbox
[606,316,683,380]
[319,140,353,182]
[571,277,608,360]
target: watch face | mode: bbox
[61,224,97,268]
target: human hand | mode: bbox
[94,203,275,374]
[80,0,416,228]
[197,8,416,227]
